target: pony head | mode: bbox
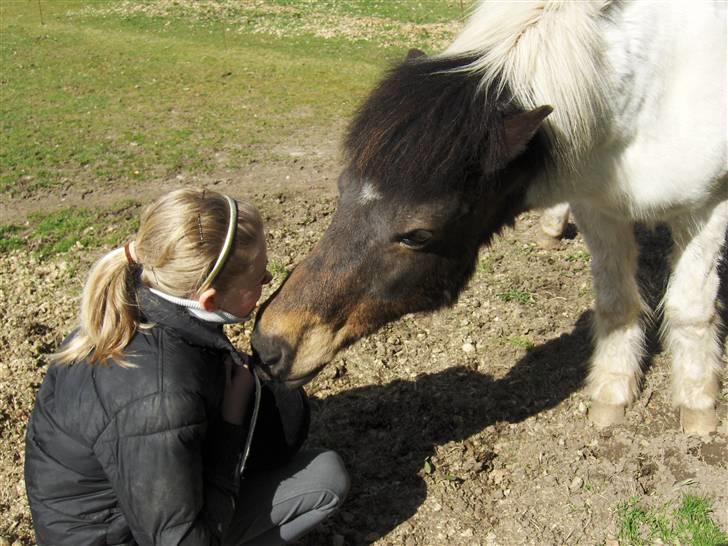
[252,51,551,386]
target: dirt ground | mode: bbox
[1,125,727,545]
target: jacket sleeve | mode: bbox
[93,390,246,546]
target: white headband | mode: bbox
[201,194,237,289]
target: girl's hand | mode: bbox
[221,356,255,426]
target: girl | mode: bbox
[24,188,349,546]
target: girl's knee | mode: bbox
[310,450,350,510]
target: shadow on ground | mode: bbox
[301,311,593,543]
[300,224,727,544]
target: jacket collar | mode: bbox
[136,286,246,366]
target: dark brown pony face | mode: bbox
[252,52,551,386]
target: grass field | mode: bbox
[0,0,465,196]
[0,0,465,254]
[618,495,728,546]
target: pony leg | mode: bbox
[571,204,646,426]
[536,202,570,249]
[664,200,728,435]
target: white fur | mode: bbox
[445,0,613,171]
[449,0,728,430]
[664,202,728,410]
[359,181,383,205]
[539,203,570,239]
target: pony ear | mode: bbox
[405,48,427,61]
[503,106,553,160]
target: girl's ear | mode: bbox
[198,287,219,312]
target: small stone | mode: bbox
[490,468,506,485]
[462,342,475,354]
[570,476,584,491]
[432,502,442,512]
[460,528,474,537]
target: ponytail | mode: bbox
[52,248,139,366]
[51,188,263,367]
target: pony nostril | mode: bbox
[250,332,281,367]
[251,329,287,378]
[251,344,282,371]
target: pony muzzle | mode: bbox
[252,310,349,386]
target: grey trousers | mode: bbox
[223,449,350,545]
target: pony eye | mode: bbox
[400,230,433,249]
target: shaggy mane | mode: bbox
[344,54,513,193]
[445,0,614,171]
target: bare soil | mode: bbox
[1,126,727,545]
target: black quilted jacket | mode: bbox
[25,287,270,546]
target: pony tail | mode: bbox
[53,248,139,366]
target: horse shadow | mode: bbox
[300,311,593,544]
[298,224,727,545]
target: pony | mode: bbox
[252,0,728,434]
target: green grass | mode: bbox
[477,254,496,274]
[1,0,467,196]
[565,250,590,263]
[0,200,141,259]
[617,495,728,546]
[0,224,25,252]
[271,0,469,23]
[507,335,535,350]
[497,288,534,305]
[267,259,289,280]
[1,0,472,258]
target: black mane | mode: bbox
[345,54,515,193]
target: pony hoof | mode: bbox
[680,407,718,436]
[535,230,562,250]
[588,402,625,427]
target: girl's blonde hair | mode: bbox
[53,188,264,366]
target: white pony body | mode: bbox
[448,0,728,432]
